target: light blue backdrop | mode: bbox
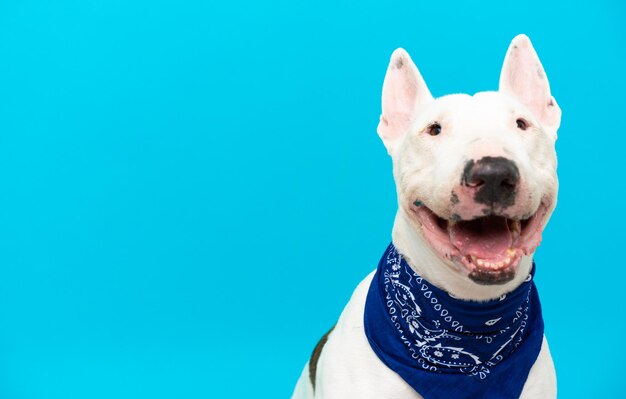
[0,0,623,397]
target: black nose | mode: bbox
[462,156,520,208]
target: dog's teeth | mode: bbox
[506,248,516,257]
[511,220,521,231]
[474,255,517,269]
[510,220,521,240]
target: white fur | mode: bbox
[291,34,559,398]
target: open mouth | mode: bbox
[411,201,549,285]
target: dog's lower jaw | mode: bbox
[392,208,534,302]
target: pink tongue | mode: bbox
[449,216,512,259]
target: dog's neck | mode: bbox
[392,208,534,302]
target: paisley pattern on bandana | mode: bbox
[364,243,545,399]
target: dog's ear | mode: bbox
[499,34,561,131]
[377,49,433,155]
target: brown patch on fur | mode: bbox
[450,191,460,205]
[395,57,404,69]
[309,325,335,390]
[538,68,545,79]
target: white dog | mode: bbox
[291,34,560,399]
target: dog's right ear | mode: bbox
[377,49,433,155]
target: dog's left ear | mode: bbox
[499,34,561,131]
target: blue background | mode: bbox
[0,0,624,397]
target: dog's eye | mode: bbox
[516,118,529,131]
[427,123,442,136]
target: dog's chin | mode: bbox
[409,200,550,285]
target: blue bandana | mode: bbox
[364,243,544,399]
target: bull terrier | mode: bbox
[291,34,560,399]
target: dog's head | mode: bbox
[378,35,560,285]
